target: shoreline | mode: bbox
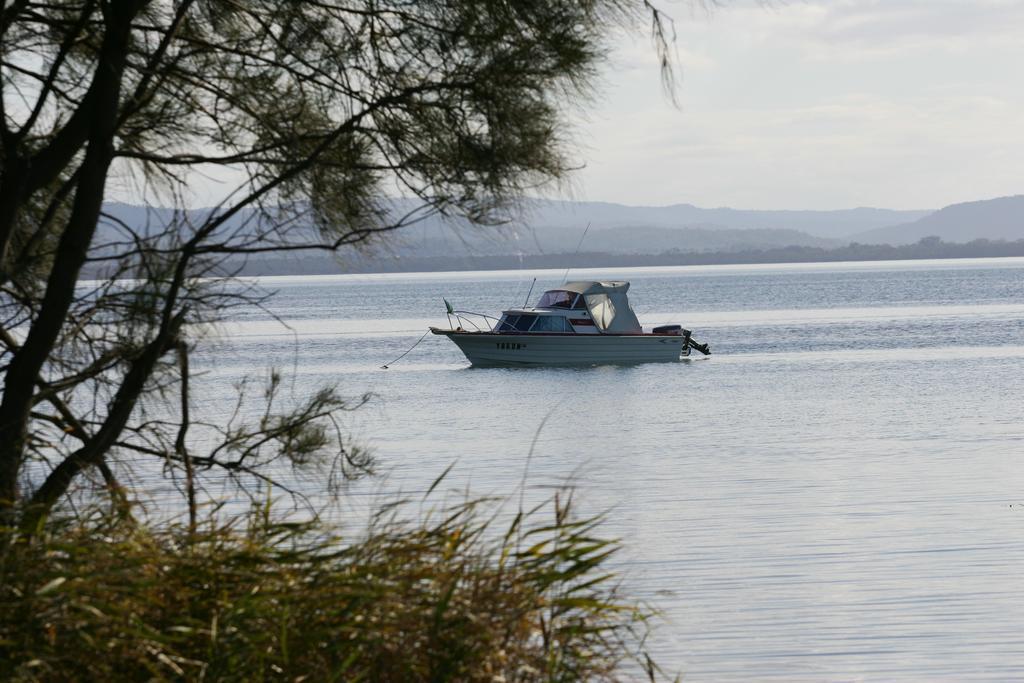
[234,238,1024,277]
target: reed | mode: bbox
[0,492,666,682]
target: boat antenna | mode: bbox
[523,277,537,307]
[561,222,591,284]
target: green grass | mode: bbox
[1,492,668,682]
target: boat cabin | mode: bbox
[494,280,642,335]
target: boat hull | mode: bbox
[431,329,688,366]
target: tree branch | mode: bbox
[0,0,145,511]
[22,306,187,530]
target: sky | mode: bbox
[569,0,1024,210]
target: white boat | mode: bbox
[431,280,710,366]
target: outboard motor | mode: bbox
[681,327,711,356]
[654,324,710,355]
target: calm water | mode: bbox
[193,257,1024,681]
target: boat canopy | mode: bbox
[540,281,642,334]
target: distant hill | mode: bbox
[97,199,889,259]
[85,196,1024,277]
[853,195,1024,245]
[354,198,926,257]
[380,199,928,248]
[98,196,1024,263]
[512,199,930,239]
[383,220,841,257]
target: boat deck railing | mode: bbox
[448,310,501,332]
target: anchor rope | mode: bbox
[380,329,432,369]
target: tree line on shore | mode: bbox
[227,236,1024,276]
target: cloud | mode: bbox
[711,0,1024,61]
[571,0,1024,209]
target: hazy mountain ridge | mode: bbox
[382,221,841,257]
[852,195,1024,245]
[97,199,854,259]
[514,199,931,239]
[95,195,1024,268]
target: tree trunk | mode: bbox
[0,164,27,277]
[0,1,143,512]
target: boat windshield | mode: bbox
[496,314,573,333]
[536,290,585,309]
[529,316,572,332]
[496,314,537,332]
